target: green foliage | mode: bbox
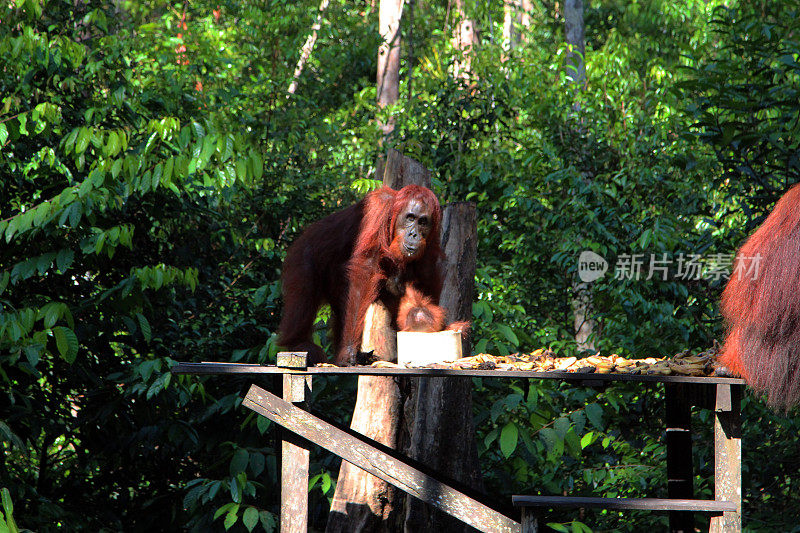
[474,378,671,529]
[681,2,800,229]
[1,488,21,533]
[0,0,351,529]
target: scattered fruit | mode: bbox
[360,342,726,377]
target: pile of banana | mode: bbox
[370,345,722,377]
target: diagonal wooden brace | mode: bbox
[243,384,521,533]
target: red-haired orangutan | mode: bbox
[278,185,456,366]
[720,183,800,410]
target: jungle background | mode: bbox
[1,0,799,531]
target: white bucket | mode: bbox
[397,330,463,367]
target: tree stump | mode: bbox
[404,201,481,533]
[377,148,432,190]
[327,152,482,533]
[327,301,403,532]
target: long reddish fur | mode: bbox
[278,185,445,365]
[397,285,470,334]
[720,183,800,410]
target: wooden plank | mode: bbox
[512,496,735,512]
[171,362,747,385]
[710,384,743,533]
[665,383,694,532]
[278,353,310,533]
[243,385,521,533]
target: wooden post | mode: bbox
[277,352,311,533]
[520,509,539,533]
[709,384,742,533]
[665,383,693,533]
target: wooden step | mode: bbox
[512,496,736,512]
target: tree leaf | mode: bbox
[41,302,61,329]
[585,403,604,430]
[499,422,518,458]
[0,271,9,296]
[53,326,79,363]
[250,152,263,181]
[136,313,152,343]
[496,324,518,346]
[229,478,241,503]
[242,507,259,532]
[230,448,249,475]
[554,416,570,438]
[539,427,562,456]
[256,415,270,434]
[213,502,237,520]
[259,511,277,530]
[564,428,582,459]
[75,127,91,154]
[223,511,237,530]
[236,157,247,181]
[249,453,265,477]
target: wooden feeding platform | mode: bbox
[172,357,746,533]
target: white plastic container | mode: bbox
[397,330,463,367]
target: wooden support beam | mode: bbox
[665,383,694,533]
[277,352,311,533]
[512,496,735,512]
[520,508,539,533]
[513,495,735,532]
[170,362,747,386]
[710,384,742,533]
[243,384,521,533]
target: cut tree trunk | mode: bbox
[404,201,481,533]
[378,148,432,190]
[327,153,482,533]
[325,372,404,533]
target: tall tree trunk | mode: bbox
[450,0,478,81]
[377,0,404,139]
[564,0,586,87]
[564,0,596,351]
[503,0,532,52]
[287,0,331,95]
